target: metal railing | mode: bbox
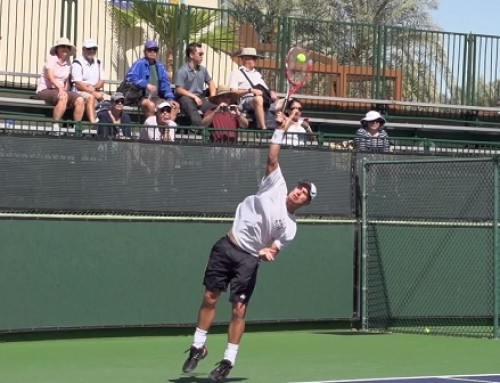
[2,115,500,157]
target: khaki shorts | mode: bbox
[36,89,82,107]
[78,90,111,101]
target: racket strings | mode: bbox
[286,48,312,85]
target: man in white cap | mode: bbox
[228,47,278,130]
[140,100,177,142]
[181,122,317,382]
[71,39,110,124]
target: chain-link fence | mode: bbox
[361,157,500,338]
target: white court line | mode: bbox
[288,373,500,383]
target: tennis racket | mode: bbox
[282,47,314,112]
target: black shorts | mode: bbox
[203,236,260,304]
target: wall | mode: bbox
[0,219,355,331]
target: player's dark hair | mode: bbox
[186,42,202,59]
[285,98,301,116]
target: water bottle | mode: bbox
[5,119,15,130]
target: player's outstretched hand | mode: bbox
[258,248,277,262]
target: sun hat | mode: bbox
[82,39,98,49]
[208,85,240,105]
[111,92,125,101]
[144,40,159,50]
[236,47,263,58]
[49,37,76,56]
[361,110,386,125]
[298,180,317,202]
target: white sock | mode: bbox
[193,327,207,349]
[223,343,239,366]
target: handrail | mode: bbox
[293,93,500,113]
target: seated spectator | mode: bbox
[202,84,249,143]
[120,40,179,118]
[71,39,110,124]
[354,111,390,152]
[175,42,216,127]
[228,47,278,130]
[140,101,177,142]
[35,37,84,131]
[274,98,313,147]
[96,92,132,139]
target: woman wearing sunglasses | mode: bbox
[274,98,313,147]
[96,92,132,139]
[35,37,84,133]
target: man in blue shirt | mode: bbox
[124,40,179,118]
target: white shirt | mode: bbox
[71,55,105,86]
[231,166,297,257]
[285,119,308,147]
[140,115,176,141]
[228,66,268,97]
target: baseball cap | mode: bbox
[82,39,98,49]
[157,101,172,110]
[111,92,125,101]
[144,40,159,49]
[298,180,317,202]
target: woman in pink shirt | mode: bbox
[36,37,84,129]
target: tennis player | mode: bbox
[181,121,317,381]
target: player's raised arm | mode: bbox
[266,115,286,176]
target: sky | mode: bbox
[431,0,500,36]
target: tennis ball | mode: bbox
[296,53,307,63]
[424,327,431,334]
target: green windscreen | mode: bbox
[0,136,353,217]
[362,158,499,338]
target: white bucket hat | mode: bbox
[361,111,386,125]
[49,37,76,56]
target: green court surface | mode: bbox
[1,325,499,383]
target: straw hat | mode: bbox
[208,85,240,105]
[50,37,76,56]
[236,47,263,58]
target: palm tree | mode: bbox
[229,0,450,103]
[106,0,236,77]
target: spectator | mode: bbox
[96,92,132,139]
[120,40,178,118]
[228,47,278,130]
[276,98,313,147]
[202,84,249,143]
[35,37,84,132]
[175,42,216,127]
[71,39,110,124]
[354,111,390,152]
[140,101,177,142]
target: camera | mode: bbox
[221,104,238,112]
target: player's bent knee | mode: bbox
[203,289,221,305]
[232,302,247,318]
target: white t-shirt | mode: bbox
[140,115,176,141]
[228,66,268,98]
[285,119,308,147]
[231,166,297,257]
[71,55,105,87]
